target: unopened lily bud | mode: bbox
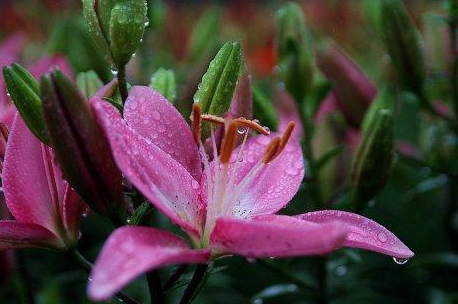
[352,109,394,212]
[82,0,147,67]
[316,41,377,126]
[3,64,49,144]
[150,68,177,103]
[276,1,314,103]
[360,85,395,135]
[76,70,103,99]
[41,69,125,222]
[194,42,241,117]
[381,0,426,94]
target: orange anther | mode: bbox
[274,121,295,158]
[191,103,202,144]
[219,122,238,164]
[234,118,270,135]
[262,136,281,164]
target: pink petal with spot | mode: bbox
[210,215,347,258]
[208,134,304,218]
[93,100,204,237]
[124,86,201,180]
[2,115,65,235]
[88,227,210,301]
[0,220,60,250]
[296,210,414,259]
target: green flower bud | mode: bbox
[76,70,104,98]
[276,1,314,103]
[194,42,241,117]
[3,64,49,144]
[82,0,147,67]
[352,109,394,212]
[150,68,177,103]
[252,86,278,131]
[381,0,426,94]
[360,85,395,135]
[41,70,125,223]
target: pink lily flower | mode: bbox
[88,86,413,301]
[0,114,86,251]
[0,34,73,127]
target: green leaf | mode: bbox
[252,86,278,131]
[361,85,396,135]
[315,145,345,172]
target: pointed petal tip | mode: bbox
[297,210,414,260]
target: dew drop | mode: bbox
[377,232,388,243]
[191,180,200,190]
[152,109,160,120]
[252,299,263,304]
[111,66,118,76]
[262,126,270,134]
[392,257,409,265]
[246,258,256,263]
[237,126,247,134]
[252,119,260,125]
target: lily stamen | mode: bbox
[191,103,202,144]
[219,122,238,164]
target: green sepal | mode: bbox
[252,86,278,131]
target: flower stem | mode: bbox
[146,271,165,304]
[117,65,129,104]
[449,0,458,121]
[163,265,189,291]
[257,259,317,291]
[15,251,36,304]
[178,264,209,304]
[70,249,143,304]
[317,257,328,304]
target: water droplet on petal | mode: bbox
[237,126,247,134]
[191,180,200,190]
[252,299,263,304]
[392,257,409,265]
[377,232,388,243]
[111,65,118,76]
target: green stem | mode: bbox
[117,65,129,103]
[146,271,165,304]
[449,0,458,121]
[15,251,36,304]
[317,257,328,304]
[178,264,209,304]
[70,249,143,304]
[163,265,188,291]
[257,259,317,291]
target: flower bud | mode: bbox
[360,85,395,135]
[76,70,104,99]
[276,1,314,103]
[352,109,394,212]
[193,42,241,117]
[82,0,147,67]
[3,64,49,144]
[316,40,377,126]
[40,69,125,222]
[150,68,177,103]
[381,0,426,94]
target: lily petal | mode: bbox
[88,227,210,301]
[29,54,74,80]
[2,115,65,235]
[0,220,60,250]
[62,185,86,243]
[123,86,201,180]
[93,100,204,237]
[296,210,414,259]
[210,215,347,258]
[223,134,304,218]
